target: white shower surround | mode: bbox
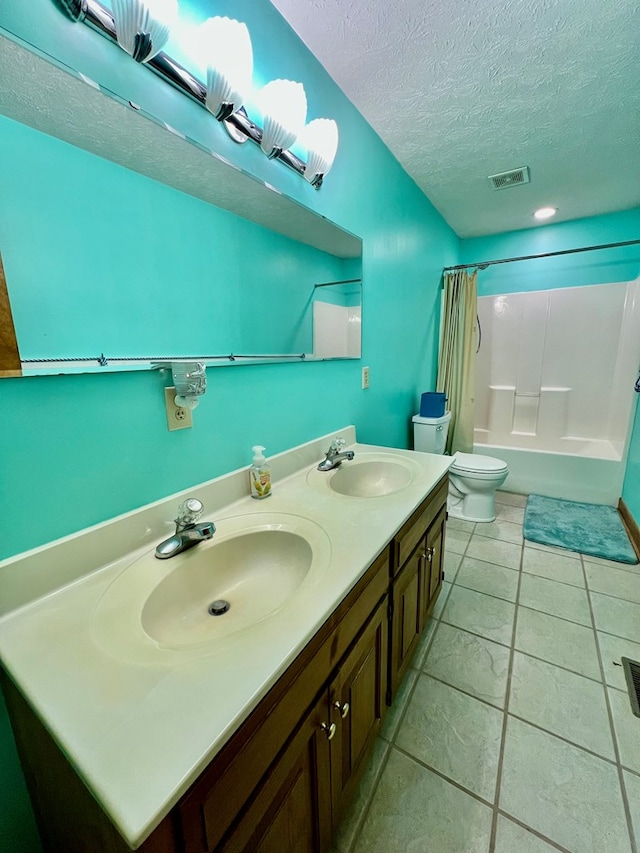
[313,301,361,358]
[474,279,640,504]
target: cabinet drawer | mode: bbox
[179,547,389,853]
[391,475,448,575]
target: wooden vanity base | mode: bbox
[2,475,448,853]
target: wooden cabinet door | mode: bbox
[389,547,423,699]
[423,505,447,619]
[218,692,333,853]
[329,597,388,829]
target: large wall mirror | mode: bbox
[0,33,362,376]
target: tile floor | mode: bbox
[333,491,640,853]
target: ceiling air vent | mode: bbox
[488,167,530,190]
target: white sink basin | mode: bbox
[329,459,413,496]
[306,452,421,498]
[143,530,313,646]
[92,513,331,662]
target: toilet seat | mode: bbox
[447,452,510,522]
[450,452,508,476]
[412,413,509,522]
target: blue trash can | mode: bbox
[419,392,447,418]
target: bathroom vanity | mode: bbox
[0,428,450,852]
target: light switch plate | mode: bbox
[165,386,193,430]
[362,366,370,389]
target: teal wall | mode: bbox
[460,209,640,523]
[0,116,354,359]
[0,2,458,848]
[0,0,459,556]
[461,209,640,297]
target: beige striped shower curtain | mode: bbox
[436,269,478,454]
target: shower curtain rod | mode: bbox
[442,238,640,273]
[314,278,362,288]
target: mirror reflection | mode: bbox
[0,35,363,376]
[313,280,362,359]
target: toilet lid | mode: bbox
[450,452,508,474]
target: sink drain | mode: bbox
[208,599,231,616]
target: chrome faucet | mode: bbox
[155,498,216,559]
[317,438,355,471]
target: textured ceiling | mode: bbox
[270,0,640,237]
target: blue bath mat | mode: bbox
[524,495,639,564]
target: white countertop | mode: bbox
[0,427,451,849]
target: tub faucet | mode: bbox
[155,498,216,559]
[317,438,355,471]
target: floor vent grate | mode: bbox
[622,657,640,718]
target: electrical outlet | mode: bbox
[362,366,370,389]
[165,386,193,431]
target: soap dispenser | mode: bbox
[250,445,272,499]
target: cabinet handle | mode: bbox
[424,546,435,562]
[334,701,350,719]
[321,721,337,741]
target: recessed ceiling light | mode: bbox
[534,206,558,220]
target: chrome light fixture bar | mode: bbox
[53,0,337,187]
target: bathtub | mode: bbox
[473,279,640,507]
[474,433,625,506]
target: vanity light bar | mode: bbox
[53,0,331,187]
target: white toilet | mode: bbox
[412,411,509,523]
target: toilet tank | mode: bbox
[412,411,451,455]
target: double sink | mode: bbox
[92,451,421,660]
[0,429,454,847]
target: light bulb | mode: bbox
[194,17,253,120]
[534,206,558,220]
[111,0,178,62]
[301,118,339,184]
[258,80,307,158]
